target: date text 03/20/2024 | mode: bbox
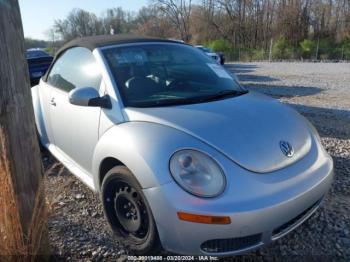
[127,256,219,261]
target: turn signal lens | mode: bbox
[177,212,231,224]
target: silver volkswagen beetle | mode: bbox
[32,35,333,256]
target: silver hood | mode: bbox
[124,92,312,173]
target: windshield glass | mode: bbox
[103,43,244,107]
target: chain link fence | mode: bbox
[224,48,350,62]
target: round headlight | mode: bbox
[169,149,226,197]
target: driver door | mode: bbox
[46,47,103,177]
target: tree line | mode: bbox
[45,0,349,60]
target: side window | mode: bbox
[47,47,102,92]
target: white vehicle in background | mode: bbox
[195,45,223,64]
[168,38,185,43]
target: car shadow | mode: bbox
[226,63,279,82]
[225,64,323,97]
[225,63,259,74]
[225,63,349,140]
[244,83,323,98]
[293,104,350,140]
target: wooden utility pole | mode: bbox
[0,0,48,258]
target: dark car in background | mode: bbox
[26,49,53,86]
[218,51,225,65]
[195,45,225,65]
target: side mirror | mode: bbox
[69,87,111,109]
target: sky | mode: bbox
[19,0,148,40]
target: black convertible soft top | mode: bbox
[43,34,184,82]
[57,34,181,53]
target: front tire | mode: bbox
[101,166,161,255]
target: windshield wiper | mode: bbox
[129,89,249,108]
[200,89,248,102]
[131,97,204,107]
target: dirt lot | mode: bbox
[45,62,350,261]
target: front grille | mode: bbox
[272,198,322,237]
[201,234,262,253]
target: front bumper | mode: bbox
[143,139,333,256]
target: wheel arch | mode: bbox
[98,157,125,188]
[92,123,175,193]
[92,121,217,193]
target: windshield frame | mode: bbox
[100,42,244,108]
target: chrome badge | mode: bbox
[280,141,294,157]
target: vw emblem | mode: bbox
[279,141,294,157]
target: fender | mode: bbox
[92,121,220,192]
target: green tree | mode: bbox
[300,39,316,58]
[272,37,294,60]
[207,39,232,52]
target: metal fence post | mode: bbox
[269,38,273,62]
[315,37,319,60]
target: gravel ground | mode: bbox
[44,62,350,261]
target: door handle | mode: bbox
[50,98,56,106]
